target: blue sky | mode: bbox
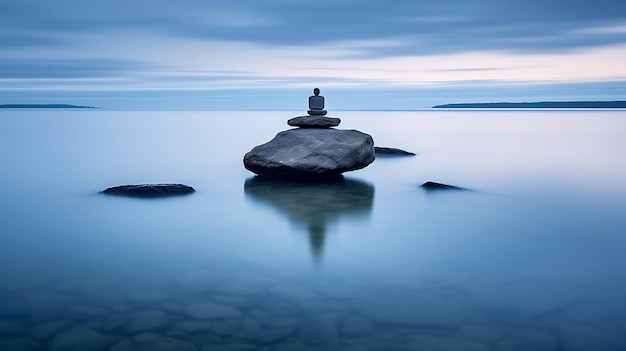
[1,0,625,109]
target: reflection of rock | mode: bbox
[244,177,374,259]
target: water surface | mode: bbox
[1,109,625,350]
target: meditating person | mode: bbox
[308,88,327,116]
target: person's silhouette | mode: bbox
[308,88,327,116]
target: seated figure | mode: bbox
[308,88,327,116]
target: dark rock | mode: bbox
[297,314,339,345]
[340,315,372,337]
[353,292,467,329]
[307,109,327,116]
[556,324,626,351]
[110,333,197,351]
[374,147,416,156]
[421,181,466,191]
[125,310,169,333]
[288,116,341,128]
[183,302,242,320]
[50,327,119,351]
[102,184,195,197]
[243,128,375,179]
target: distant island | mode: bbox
[0,104,97,109]
[433,101,626,109]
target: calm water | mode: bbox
[0,109,625,351]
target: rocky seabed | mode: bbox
[1,259,625,351]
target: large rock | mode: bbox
[243,128,375,179]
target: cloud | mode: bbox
[3,0,626,56]
[0,58,157,79]
[2,0,626,108]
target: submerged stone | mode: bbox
[243,128,375,179]
[340,315,373,337]
[352,292,467,329]
[125,310,169,333]
[110,333,196,351]
[102,184,195,197]
[29,320,68,340]
[297,314,340,345]
[183,302,242,320]
[50,327,117,351]
[0,321,24,334]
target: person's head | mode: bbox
[313,88,320,96]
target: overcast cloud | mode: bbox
[1,0,625,108]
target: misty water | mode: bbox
[1,109,625,351]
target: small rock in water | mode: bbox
[257,326,295,343]
[50,327,117,351]
[0,338,43,351]
[128,290,171,306]
[28,320,68,340]
[340,315,372,337]
[374,146,416,156]
[183,302,242,320]
[102,184,195,197]
[555,324,626,351]
[407,334,490,351]
[110,333,196,351]
[421,181,466,191]
[125,310,169,333]
[353,292,467,329]
[297,314,340,345]
[65,305,108,319]
[0,320,24,334]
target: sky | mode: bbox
[1,0,626,110]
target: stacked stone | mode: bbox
[243,111,375,180]
[287,115,341,128]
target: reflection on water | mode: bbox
[244,177,374,260]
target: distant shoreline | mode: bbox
[433,101,626,109]
[0,104,97,109]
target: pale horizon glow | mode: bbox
[1,0,625,109]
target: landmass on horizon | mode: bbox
[433,101,626,109]
[0,104,97,109]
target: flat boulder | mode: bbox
[244,128,375,179]
[102,184,195,197]
[287,116,341,128]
